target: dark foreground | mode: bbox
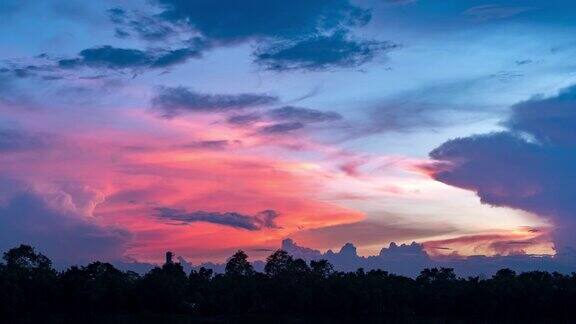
[2,245,576,323]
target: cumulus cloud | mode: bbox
[185,237,576,277]
[0,181,131,266]
[151,86,278,118]
[292,219,455,250]
[155,207,280,231]
[427,85,576,253]
[280,238,566,276]
[255,32,398,71]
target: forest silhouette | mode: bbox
[1,244,576,323]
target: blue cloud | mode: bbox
[58,45,203,71]
[103,0,388,72]
[107,7,179,42]
[255,31,397,71]
[0,183,131,266]
[153,0,370,43]
[428,85,576,253]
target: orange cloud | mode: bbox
[423,227,555,258]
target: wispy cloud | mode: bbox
[151,86,278,118]
[155,207,280,231]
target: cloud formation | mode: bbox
[2,0,392,77]
[151,86,278,117]
[153,0,370,43]
[225,105,343,135]
[427,85,576,253]
[104,0,390,72]
[0,180,131,266]
[292,218,455,251]
[107,7,179,41]
[255,32,397,71]
[58,45,203,71]
[258,122,305,135]
[267,106,342,124]
[155,207,280,231]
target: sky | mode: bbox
[1,0,575,270]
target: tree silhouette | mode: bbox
[264,250,293,277]
[3,244,53,271]
[225,250,254,277]
[1,244,576,322]
[0,245,57,321]
[138,257,188,313]
[310,259,333,278]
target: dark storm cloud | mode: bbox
[153,0,370,43]
[427,85,576,253]
[255,32,398,71]
[155,207,280,231]
[151,86,278,118]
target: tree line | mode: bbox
[1,244,576,323]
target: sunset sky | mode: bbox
[1,0,574,266]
